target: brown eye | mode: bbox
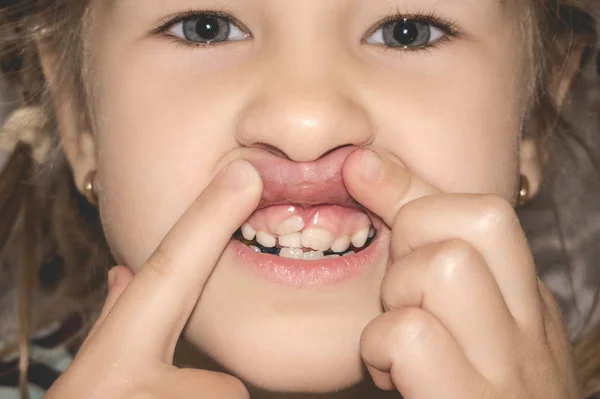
[168,13,248,44]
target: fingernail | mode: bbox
[107,269,118,291]
[222,160,259,190]
[360,150,383,183]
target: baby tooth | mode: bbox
[276,216,305,235]
[241,223,256,241]
[303,250,325,260]
[343,251,356,257]
[249,245,262,253]
[368,227,376,238]
[278,232,302,248]
[330,236,351,253]
[351,228,369,248]
[325,254,341,259]
[301,228,334,251]
[280,247,304,259]
[256,231,277,248]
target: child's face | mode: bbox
[83,0,529,392]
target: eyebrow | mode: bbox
[105,0,508,10]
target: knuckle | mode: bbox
[472,194,517,233]
[430,239,482,286]
[388,308,436,352]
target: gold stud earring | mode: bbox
[517,175,530,207]
[83,170,98,206]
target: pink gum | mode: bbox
[245,205,372,237]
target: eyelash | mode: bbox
[367,10,462,53]
[152,9,462,52]
[152,10,249,49]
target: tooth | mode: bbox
[303,250,325,260]
[278,232,302,248]
[241,223,256,241]
[301,228,334,251]
[325,254,341,259]
[330,236,351,253]
[249,245,262,253]
[280,247,304,259]
[343,251,356,257]
[368,227,376,238]
[256,231,276,248]
[351,228,369,248]
[275,216,305,235]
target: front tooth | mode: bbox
[256,231,277,248]
[303,250,325,260]
[275,216,305,235]
[278,232,302,248]
[301,228,334,251]
[351,228,369,248]
[241,223,256,241]
[280,247,304,259]
[330,236,351,253]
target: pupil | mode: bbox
[196,16,220,40]
[393,20,419,46]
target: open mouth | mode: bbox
[233,204,377,260]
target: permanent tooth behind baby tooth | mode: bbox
[368,227,376,238]
[343,251,356,257]
[241,223,256,241]
[301,228,334,251]
[249,245,262,253]
[276,216,305,235]
[280,247,304,259]
[351,228,369,248]
[303,251,325,260]
[331,236,351,253]
[256,231,276,248]
[278,232,302,248]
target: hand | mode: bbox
[45,160,262,399]
[343,149,580,398]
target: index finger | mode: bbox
[343,149,441,227]
[95,160,262,362]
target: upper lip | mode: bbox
[244,146,364,210]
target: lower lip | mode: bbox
[228,223,388,287]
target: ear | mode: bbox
[550,45,587,108]
[36,39,96,193]
[519,138,542,199]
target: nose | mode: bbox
[235,57,374,162]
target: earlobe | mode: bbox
[36,39,96,193]
[519,138,542,201]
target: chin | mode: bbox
[187,310,375,393]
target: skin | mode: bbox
[41,0,581,397]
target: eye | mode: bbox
[366,18,447,49]
[166,13,248,45]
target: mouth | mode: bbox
[233,204,377,260]
[226,147,386,286]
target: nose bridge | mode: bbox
[235,46,373,162]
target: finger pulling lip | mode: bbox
[230,146,387,287]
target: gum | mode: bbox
[245,205,372,238]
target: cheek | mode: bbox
[92,54,250,267]
[363,41,526,197]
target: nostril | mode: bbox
[250,142,290,160]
